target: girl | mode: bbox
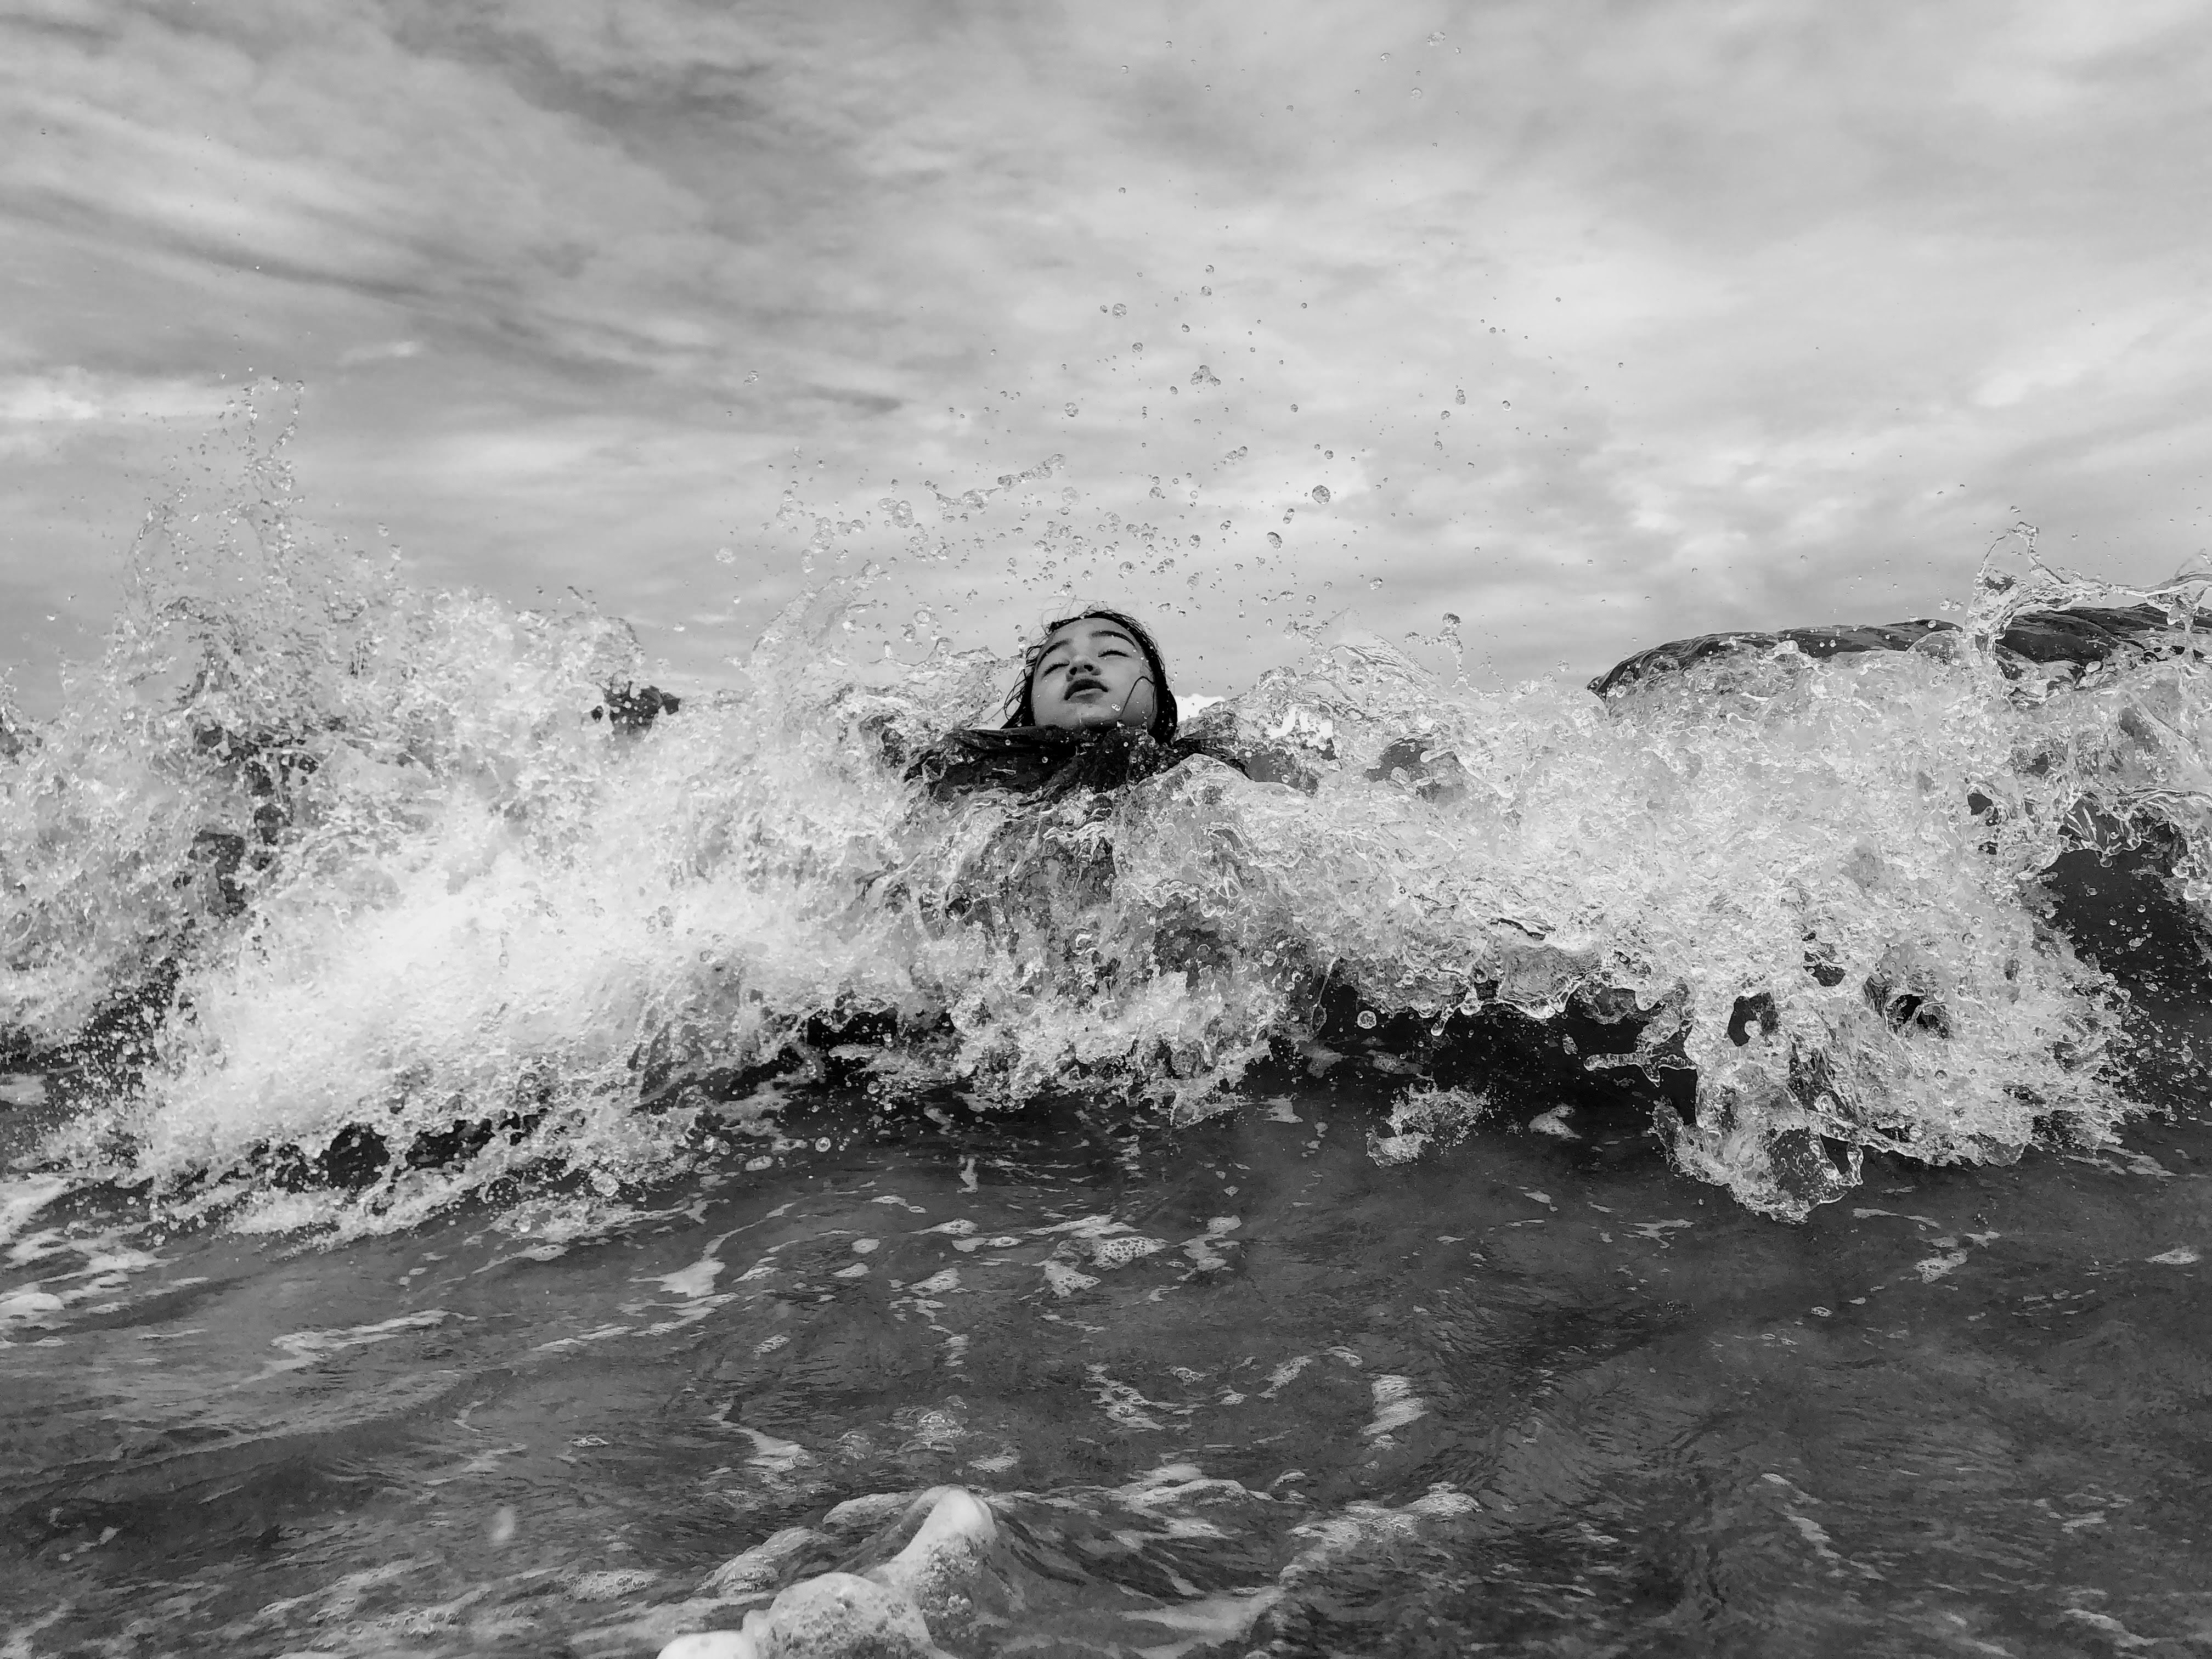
[910,608,1239,799]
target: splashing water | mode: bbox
[5,411,2211,1239]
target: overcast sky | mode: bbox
[4,0,2208,712]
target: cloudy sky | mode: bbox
[3,0,2208,712]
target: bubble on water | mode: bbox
[1356,1009,1379,1029]
[1311,486,1331,504]
[1267,533,1283,548]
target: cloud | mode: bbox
[1,0,2209,715]
[0,367,223,424]
[336,340,424,366]
[0,367,228,461]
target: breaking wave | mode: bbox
[7,405,2212,1229]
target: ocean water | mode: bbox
[5,424,2212,1656]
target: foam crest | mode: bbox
[7,429,2208,1224]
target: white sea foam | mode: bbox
[4,411,2208,1227]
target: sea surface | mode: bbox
[5,432,2212,1656]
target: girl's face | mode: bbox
[1028,617,1159,732]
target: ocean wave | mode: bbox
[6,423,2211,1228]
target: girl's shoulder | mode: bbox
[1172,706,1314,793]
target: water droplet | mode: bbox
[1200,285,1212,295]
[1112,303,1127,317]
[1131,341,1144,352]
[1502,400,1510,408]
[1064,403,1079,416]
[743,370,758,383]
[1290,403,1299,411]
[714,546,737,565]
[1181,323,1190,332]
[1323,449,1333,459]
[1266,532,1282,548]
[1369,577,1383,589]
[1357,1009,1378,1029]
[1409,87,1423,98]
[1454,388,1466,404]
[1311,485,1331,504]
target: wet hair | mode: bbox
[1003,607,1179,742]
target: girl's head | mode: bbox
[1006,608,1178,741]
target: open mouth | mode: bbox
[1065,676,1107,698]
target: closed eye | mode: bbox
[1040,648,1130,674]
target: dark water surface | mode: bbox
[7,1080,2210,1658]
